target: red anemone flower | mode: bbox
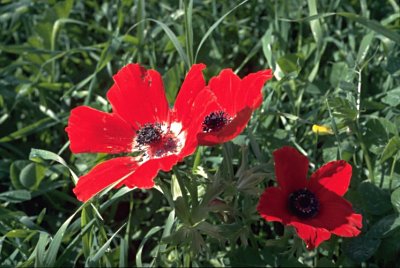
[257,146,362,249]
[66,63,216,202]
[197,68,273,145]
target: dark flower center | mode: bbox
[134,122,183,160]
[288,188,319,219]
[202,111,231,133]
[136,123,162,146]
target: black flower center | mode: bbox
[202,111,231,133]
[288,188,319,219]
[134,122,183,160]
[136,123,162,146]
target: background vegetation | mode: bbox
[1,0,400,266]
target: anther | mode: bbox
[202,111,231,133]
[288,188,319,219]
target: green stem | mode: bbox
[192,146,203,173]
[172,167,190,208]
[326,99,342,159]
[352,123,375,183]
[389,156,397,190]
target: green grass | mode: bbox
[1,0,400,266]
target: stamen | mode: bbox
[136,123,162,146]
[202,111,231,133]
[134,122,184,160]
[288,188,319,219]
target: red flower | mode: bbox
[197,68,273,145]
[66,63,216,202]
[257,146,362,249]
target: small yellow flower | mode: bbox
[312,124,333,135]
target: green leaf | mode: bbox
[276,53,304,77]
[328,97,357,121]
[356,32,374,65]
[380,136,400,163]
[382,87,400,107]
[43,205,83,267]
[194,0,249,62]
[148,19,189,68]
[87,223,126,265]
[358,181,392,215]
[338,12,400,44]
[5,229,34,238]
[163,64,181,104]
[0,117,60,142]
[367,214,400,239]
[10,160,30,189]
[391,187,400,213]
[307,0,323,47]
[29,148,78,184]
[343,235,381,263]
[135,226,163,267]
[19,162,46,189]
[0,190,31,203]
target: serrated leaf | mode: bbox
[328,97,357,121]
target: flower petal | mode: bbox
[290,221,331,250]
[173,63,206,126]
[107,64,169,127]
[208,68,241,115]
[257,187,292,224]
[65,106,135,154]
[197,107,252,146]
[311,191,362,237]
[73,157,138,202]
[273,146,308,194]
[237,69,273,111]
[178,88,220,150]
[309,160,352,196]
[331,212,362,237]
[120,159,160,188]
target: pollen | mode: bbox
[288,188,319,219]
[134,122,185,160]
[202,111,231,133]
[136,123,162,146]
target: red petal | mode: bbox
[107,64,169,127]
[331,213,362,237]
[290,221,331,250]
[257,187,292,223]
[173,63,206,126]
[237,69,273,111]
[65,106,135,154]
[179,88,220,151]
[311,191,362,237]
[120,159,160,188]
[309,160,352,196]
[73,157,138,202]
[122,154,182,188]
[197,107,252,146]
[208,69,241,115]
[273,146,308,194]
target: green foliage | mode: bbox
[1,0,400,267]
